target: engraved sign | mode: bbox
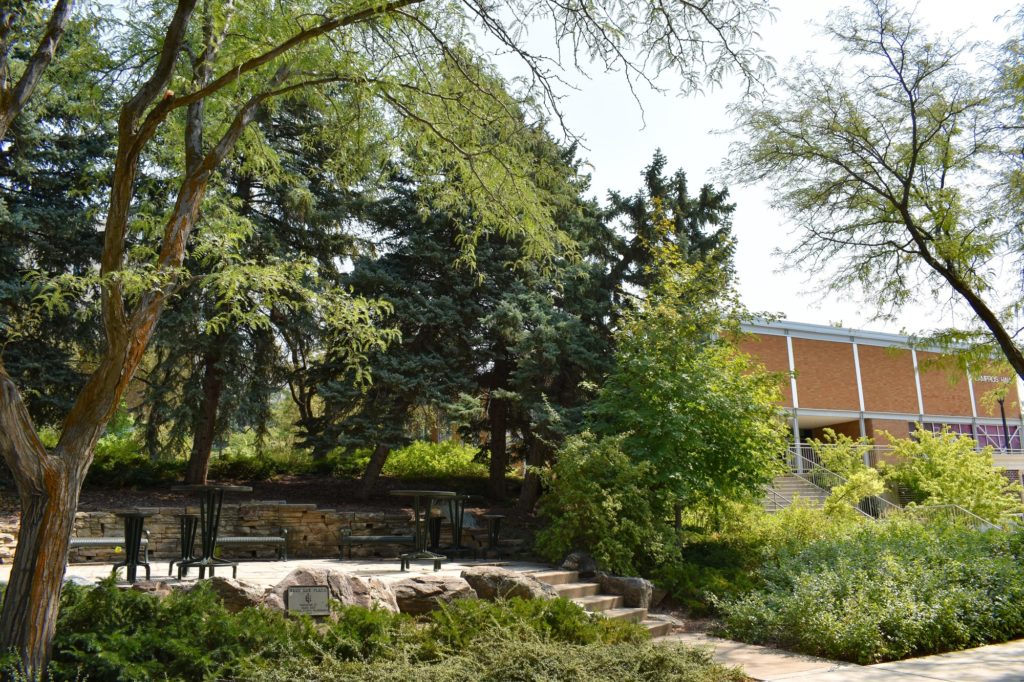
[287,586,330,616]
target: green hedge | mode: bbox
[10,579,748,682]
[716,518,1024,664]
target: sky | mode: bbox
[496,0,1020,336]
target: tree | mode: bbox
[0,0,774,672]
[883,427,1024,522]
[0,0,74,140]
[0,18,113,425]
[590,238,787,520]
[305,139,610,503]
[727,0,1024,378]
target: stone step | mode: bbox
[553,582,600,598]
[573,594,623,613]
[601,607,648,623]
[642,619,673,637]
[531,570,579,586]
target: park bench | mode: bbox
[68,531,150,563]
[215,528,289,560]
[338,528,414,559]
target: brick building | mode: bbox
[739,320,1024,475]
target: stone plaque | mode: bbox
[287,585,330,616]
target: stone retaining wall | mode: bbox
[61,502,443,562]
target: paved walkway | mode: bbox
[659,632,1024,681]
[45,557,552,587]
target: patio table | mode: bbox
[389,490,456,571]
[442,493,483,558]
[112,510,154,583]
[170,484,252,579]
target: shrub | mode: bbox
[534,432,676,575]
[246,638,746,682]
[882,427,1024,521]
[381,441,488,479]
[428,597,647,650]
[717,518,1024,664]
[43,580,668,681]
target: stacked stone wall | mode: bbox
[0,503,462,563]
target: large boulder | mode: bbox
[560,551,598,579]
[392,574,476,614]
[130,580,174,599]
[265,567,399,614]
[205,576,267,613]
[460,566,557,601]
[596,572,653,608]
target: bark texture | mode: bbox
[185,342,225,484]
[359,443,391,500]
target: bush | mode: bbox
[428,597,647,650]
[42,579,684,682]
[534,432,676,575]
[881,427,1024,522]
[381,441,488,479]
[247,638,746,682]
[717,518,1024,664]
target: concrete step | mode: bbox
[553,582,601,598]
[641,618,673,637]
[601,607,648,623]
[532,570,578,586]
[573,594,624,613]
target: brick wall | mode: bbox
[790,338,860,411]
[857,345,918,414]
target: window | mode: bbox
[975,423,1021,451]
[917,422,974,438]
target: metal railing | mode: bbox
[903,504,1001,531]
[763,487,794,513]
[788,449,902,519]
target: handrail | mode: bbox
[764,486,794,513]
[904,504,1002,531]
[789,451,902,519]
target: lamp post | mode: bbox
[997,397,1012,452]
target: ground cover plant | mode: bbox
[716,516,1024,664]
[22,580,744,682]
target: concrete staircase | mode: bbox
[531,569,673,637]
[763,474,829,512]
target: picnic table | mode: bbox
[170,484,252,579]
[112,509,154,583]
[389,489,456,571]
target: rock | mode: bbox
[63,575,96,587]
[392,575,476,614]
[651,586,668,608]
[264,567,398,614]
[597,572,653,608]
[130,580,175,598]
[460,566,557,601]
[206,576,267,613]
[560,551,598,579]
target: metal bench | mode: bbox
[68,531,150,563]
[215,528,289,560]
[338,528,414,559]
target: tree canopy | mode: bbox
[727,0,1024,378]
[0,0,777,673]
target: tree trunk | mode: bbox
[185,342,225,484]
[0,476,80,677]
[359,443,390,500]
[516,435,546,513]
[488,394,508,500]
